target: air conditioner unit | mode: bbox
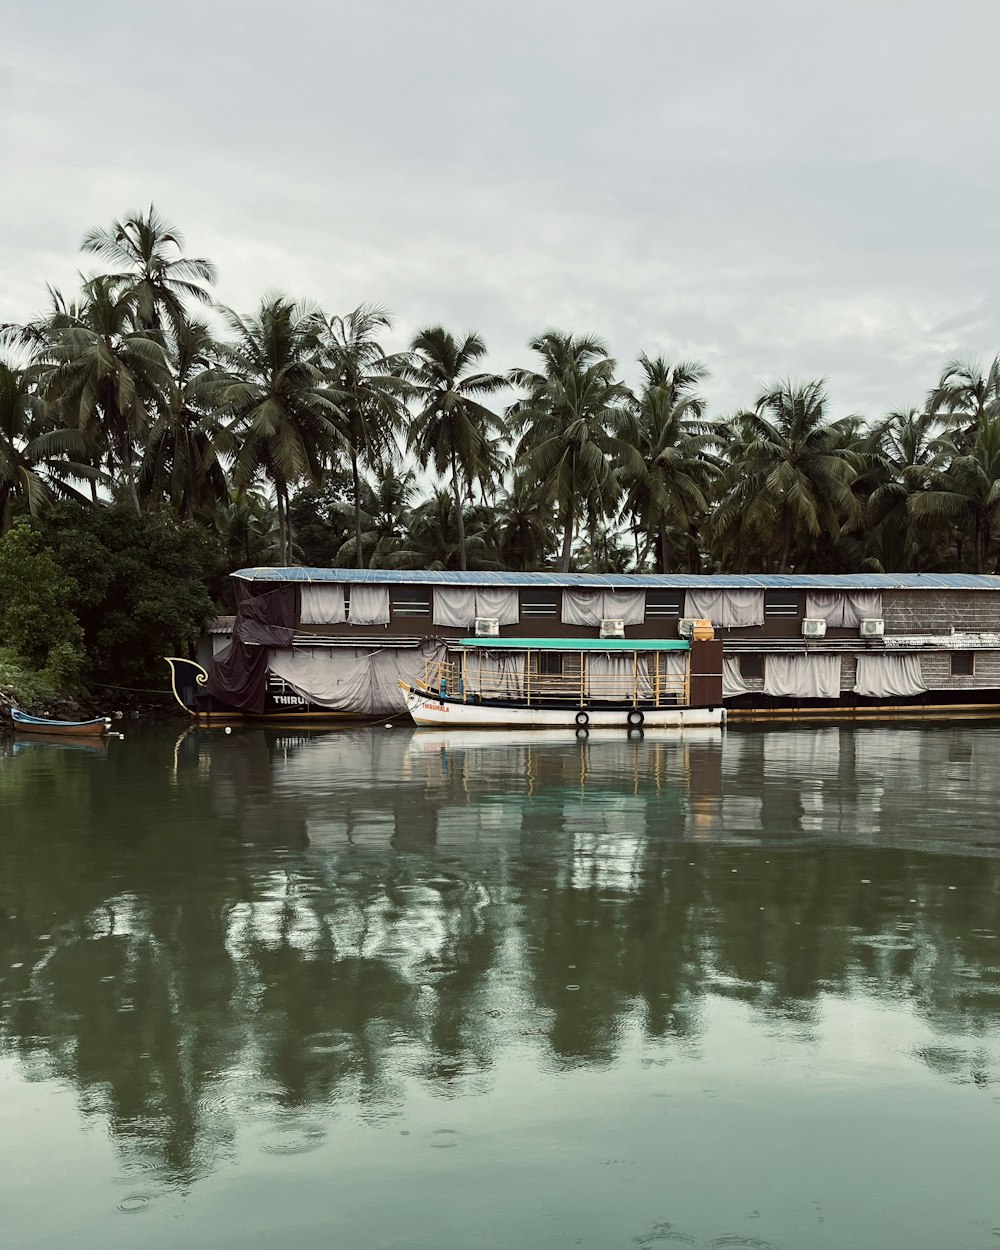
[802,618,827,638]
[860,617,885,637]
[474,617,499,637]
[678,617,698,639]
[599,617,625,639]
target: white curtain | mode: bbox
[562,589,604,626]
[722,657,750,699]
[602,589,646,626]
[586,652,636,699]
[561,588,646,626]
[299,584,346,625]
[347,585,390,625]
[763,653,841,699]
[646,651,686,701]
[465,650,525,697]
[684,589,764,628]
[432,587,477,628]
[854,653,926,698]
[268,643,445,713]
[805,591,882,627]
[474,588,520,626]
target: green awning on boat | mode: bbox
[456,637,690,651]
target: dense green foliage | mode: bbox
[35,504,222,686]
[0,504,222,693]
[0,523,86,690]
[3,203,1000,647]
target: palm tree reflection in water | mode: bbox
[1,723,999,1186]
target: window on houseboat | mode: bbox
[764,592,800,618]
[645,592,683,617]
[390,588,431,616]
[537,651,564,676]
[740,654,764,679]
[951,652,975,676]
[520,589,559,618]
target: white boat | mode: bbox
[400,637,725,731]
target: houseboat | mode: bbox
[165,569,1000,725]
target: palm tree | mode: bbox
[216,296,342,564]
[42,276,173,512]
[81,206,217,337]
[312,305,411,568]
[406,328,505,571]
[401,487,495,570]
[860,407,937,571]
[491,479,556,570]
[0,361,94,531]
[140,319,232,519]
[909,417,1000,573]
[509,332,632,572]
[216,486,281,570]
[928,358,1000,449]
[712,380,860,571]
[622,354,718,572]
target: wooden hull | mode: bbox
[12,732,109,753]
[402,684,725,730]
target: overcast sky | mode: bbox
[3,0,1000,419]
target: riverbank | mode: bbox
[0,653,184,737]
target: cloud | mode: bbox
[3,0,999,420]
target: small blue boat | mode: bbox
[10,708,112,737]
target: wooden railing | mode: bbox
[422,652,690,708]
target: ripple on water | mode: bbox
[852,934,916,951]
[709,1237,777,1250]
[426,1129,460,1149]
[633,1220,696,1246]
[259,1122,327,1156]
[116,1193,154,1214]
[306,1030,355,1056]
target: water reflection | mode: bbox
[2,723,1000,1207]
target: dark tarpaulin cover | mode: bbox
[205,583,298,713]
[236,619,295,647]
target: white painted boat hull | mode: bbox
[402,685,725,730]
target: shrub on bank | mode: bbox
[0,522,86,691]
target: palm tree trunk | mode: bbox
[351,449,365,570]
[974,514,985,574]
[780,510,793,571]
[284,483,295,565]
[659,526,670,574]
[121,446,142,516]
[275,484,288,565]
[560,503,574,573]
[450,447,467,571]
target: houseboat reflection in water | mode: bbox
[2,723,999,1234]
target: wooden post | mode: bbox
[461,650,468,702]
[526,650,531,705]
[632,649,639,707]
[580,650,585,706]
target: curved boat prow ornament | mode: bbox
[164,657,210,715]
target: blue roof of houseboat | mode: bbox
[234,568,1000,591]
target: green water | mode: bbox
[2,723,1000,1250]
